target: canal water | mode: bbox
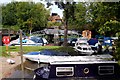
[8,60,48,79]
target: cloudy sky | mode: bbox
[0,0,64,18]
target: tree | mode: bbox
[2,2,17,27]
[47,21,62,28]
[67,3,87,31]
[15,2,50,32]
[98,20,120,36]
[89,2,120,37]
[53,1,77,46]
[2,2,50,34]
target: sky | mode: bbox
[0,0,64,18]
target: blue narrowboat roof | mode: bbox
[40,50,69,56]
[26,52,40,55]
[26,49,70,56]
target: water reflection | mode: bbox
[9,60,48,78]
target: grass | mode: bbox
[1,46,60,53]
[1,51,11,57]
[0,46,77,57]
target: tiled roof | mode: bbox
[48,15,62,21]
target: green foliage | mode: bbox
[2,2,17,26]
[10,25,20,31]
[67,3,87,31]
[115,48,120,60]
[61,2,120,45]
[47,21,62,28]
[98,20,120,36]
[63,3,95,31]
[1,51,11,57]
[89,2,120,36]
[116,32,120,37]
[2,2,50,33]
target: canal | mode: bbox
[4,60,48,79]
[2,59,119,80]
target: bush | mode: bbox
[114,40,120,60]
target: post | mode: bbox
[20,30,24,79]
[54,26,59,46]
[8,29,10,55]
[6,44,8,53]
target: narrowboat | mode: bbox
[33,58,120,80]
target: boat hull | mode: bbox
[23,54,113,63]
[34,61,120,80]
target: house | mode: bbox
[48,13,62,22]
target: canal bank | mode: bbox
[0,52,25,79]
[1,52,48,80]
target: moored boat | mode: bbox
[33,60,120,80]
[74,39,94,55]
[23,49,113,63]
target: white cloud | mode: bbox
[0,0,11,4]
[50,4,63,18]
